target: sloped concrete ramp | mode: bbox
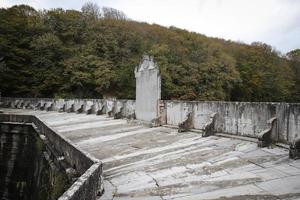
[2,109,300,200]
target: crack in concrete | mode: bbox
[247,160,265,168]
[146,174,165,200]
[106,179,118,200]
[288,163,300,170]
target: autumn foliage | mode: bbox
[0,4,299,102]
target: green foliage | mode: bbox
[0,4,299,102]
[287,49,300,102]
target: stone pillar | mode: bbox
[135,55,161,122]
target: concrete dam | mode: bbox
[0,56,300,199]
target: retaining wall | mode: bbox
[0,113,103,200]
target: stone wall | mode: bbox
[165,100,300,144]
[0,114,103,200]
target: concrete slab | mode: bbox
[256,175,300,196]
[178,184,267,200]
[2,108,300,200]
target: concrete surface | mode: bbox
[2,108,300,200]
[135,55,161,122]
[0,113,103,200]
[165,101,300,144]
[2,98,300,145]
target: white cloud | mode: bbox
[1,0,299,53]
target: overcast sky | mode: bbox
[1,0,300,54]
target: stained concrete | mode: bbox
[135,55,161,122]
[0,113,103,200]
[2,108,300,200]
[165,101,300,144]
[2,98,300,146]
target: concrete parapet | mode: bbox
[165,100,300,145]
[0,97,137,120]
[166,101,194,130]
[1,97,299,147]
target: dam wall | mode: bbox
[164,101,300,144]
[0,113,103,200]
[1,97,299,146]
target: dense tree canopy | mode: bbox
[0,4,299,102]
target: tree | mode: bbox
[81,2,100,20]
[287,49,300,102]
[0,5,39,96]
[287,49,300,61]
[102,7,127,20]
[30,33,64,97]
[0,5,299,102]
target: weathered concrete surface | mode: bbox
[166,101,300,144]
[2,108,300,200]
[2,98,300,146]
[0,112,103,200]
[0,98,136,119]
[135,56,161,122]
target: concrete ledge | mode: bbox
[0,113,103,200]
[216,133,258,143]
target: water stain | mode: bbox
[0,127,69,200]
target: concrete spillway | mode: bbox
[2,108,300,200]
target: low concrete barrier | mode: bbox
[0,113,103,200]
[1,97,299,147]
[165,101,300,145]
[0,97,136,119]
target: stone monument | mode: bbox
[135,55,161,122]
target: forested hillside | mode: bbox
[1,4,299,102]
